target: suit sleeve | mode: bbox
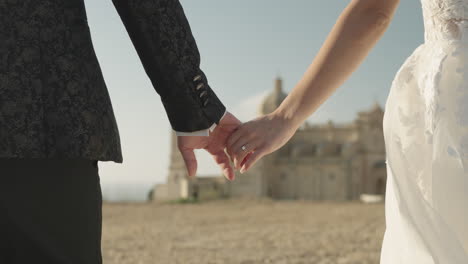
[111,0,226,132]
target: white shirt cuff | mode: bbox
[175,110,227,136]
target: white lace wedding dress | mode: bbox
[381,0,468,263]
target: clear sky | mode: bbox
[83,0,424,194]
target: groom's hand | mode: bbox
[177,112,241,181]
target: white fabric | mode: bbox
[175,110,227,136]
[381,0,468,263]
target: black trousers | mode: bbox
[0,158,102,264]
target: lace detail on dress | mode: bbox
[380,1,468,262]
[421,0,468,42]
[422,0,468,19]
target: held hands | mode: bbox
[226,112,300,174]
[177,112,241,181]
[177,111,299,181]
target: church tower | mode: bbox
[259,76,287,115]
[164,131,190,199]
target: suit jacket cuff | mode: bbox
[161,71,226,132]
[174,110,227,136]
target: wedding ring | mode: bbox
[241,144,248,152]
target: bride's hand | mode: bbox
[226,112,300,173]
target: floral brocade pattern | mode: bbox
[0,0,226,163]
[0,0,123,162]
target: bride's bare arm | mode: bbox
[227,0,400,172]
[276,0,400,128]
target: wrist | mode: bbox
[217,110,228,124]
[213,111,241,133]
[271,107,304,131]
[217,111,235,126]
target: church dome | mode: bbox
[260,77,287,115]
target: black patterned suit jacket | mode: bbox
[0,0,226,163]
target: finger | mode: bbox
[226,127,250,157]
[226,125,247,154]
[226,129,248,164]
[230,136,258,169]
[233,140,259,170]
[240,147,267,173]
[179,148,197,177]
[211,149,235,181]
[240,152,253,168]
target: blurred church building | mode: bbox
[152,77,387,201]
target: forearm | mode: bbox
[274,0,399,128]
[111,0,225,132]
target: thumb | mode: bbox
[180,148,197,177]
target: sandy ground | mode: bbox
[102,199,385,264]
